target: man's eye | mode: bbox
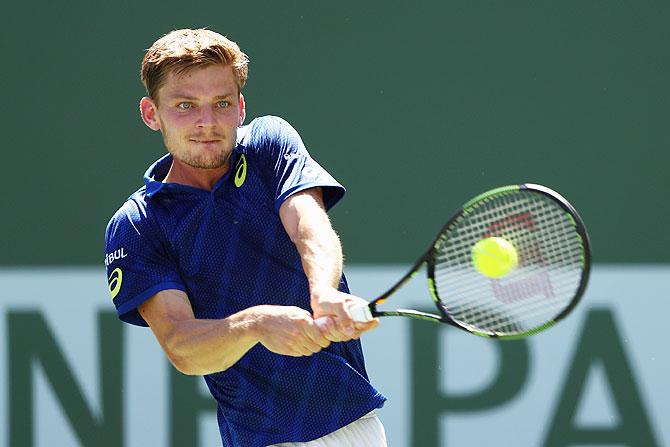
[178,102,192,110]
[217,101,230,108]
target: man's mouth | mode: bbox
[191,138,221,144]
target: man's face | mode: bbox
[141,64,245,171]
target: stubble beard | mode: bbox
[175,146,232,170]
[163,132,235,170]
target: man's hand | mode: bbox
[311,287,379,342]
[255,305,332,356]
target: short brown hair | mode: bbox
[141,28,249,100]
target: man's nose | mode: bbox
[196,106,217,127]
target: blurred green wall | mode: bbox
[2,1,668,265]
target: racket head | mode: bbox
[425,183,591,339]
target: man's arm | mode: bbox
[279,187,378,341]
[138,289,331,375]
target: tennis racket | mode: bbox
[348,183,591,339]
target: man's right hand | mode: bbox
[254,305,331,357]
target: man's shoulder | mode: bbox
[105,187,152,238]
[245,114,292,134]
[240,115,299,148]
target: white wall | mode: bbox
[0,265,667,446]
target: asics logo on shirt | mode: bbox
[108,268,123,299]
[234,154,247,188]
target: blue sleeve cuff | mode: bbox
[274,182,346,213]
[115,281,187,327]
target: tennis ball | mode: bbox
[471,237,519,278]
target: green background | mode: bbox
[2,1,668,265]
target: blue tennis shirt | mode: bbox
[104,116,385,446]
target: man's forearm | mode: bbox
[141,290,331,376]
[279,188,344,296]
[293,209,344,294]
[279,188,379,340]
[159,307,262,376]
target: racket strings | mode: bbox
[432,191,585,335]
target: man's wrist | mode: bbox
[309,284,338,307]
[239,305,269,343]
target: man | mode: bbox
[104,28,387,446]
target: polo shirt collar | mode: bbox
[143,154,173,199]
[142,144,248,199]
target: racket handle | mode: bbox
[313,305,373,328]
[350,304,373,323]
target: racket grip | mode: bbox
[313,305,373,328]
[350,304,373,323]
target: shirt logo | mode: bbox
[283,152,304,161]
[108,268,123,299]
[234,154,247,188]
[105,248,128,267]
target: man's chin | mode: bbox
[185,160,228,170]
[166,145,233,170]
[178,154,230,170]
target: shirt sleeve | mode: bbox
[251,116,346,212]
[104,198,186,326]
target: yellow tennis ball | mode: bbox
[471,237,519,278]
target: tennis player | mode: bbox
[104,28,387,446]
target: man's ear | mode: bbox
[140,97,161,131]
[238,93,246,126]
